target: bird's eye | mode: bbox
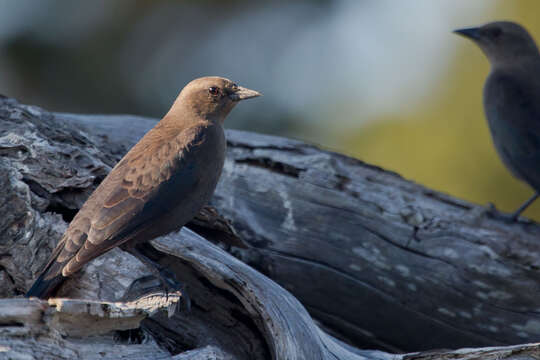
[487,27,502,38]
[232,83,238,89]
[208,87,220,95]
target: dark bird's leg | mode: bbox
[486,192,539,222]
[127,244,191,310]
[510,192,539,220]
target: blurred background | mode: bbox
[1,0,540,220]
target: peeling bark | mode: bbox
[1,97,540,359]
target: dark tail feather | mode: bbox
[26,236,69,300]
[25,271,65,299]
[25,248,66,300]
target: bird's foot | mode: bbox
[465,203,518,226]
[156,268,191,312]
[485,203,520,223]
[485,194,538,223]
[126,244,191,313]
[123,274,190,318]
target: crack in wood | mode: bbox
[234,157,302,178]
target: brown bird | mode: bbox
[455,21,540,220]
[26,76,261,299]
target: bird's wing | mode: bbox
[47,124,207,278]
[485,70,540,187]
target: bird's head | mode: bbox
[454,21,539,66]
[173,76,261,123]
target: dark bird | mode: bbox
[455,21,540,220]
[26,77,261,299]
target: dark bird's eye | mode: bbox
[487,27,502,38]
[208,86,220,95]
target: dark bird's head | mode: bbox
[454,21,540,66]
[172,76,261,123]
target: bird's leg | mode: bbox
[128,245,191,310]
[509,192,539,221]
[485,192,539,222]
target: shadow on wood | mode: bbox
[1,97,539,358]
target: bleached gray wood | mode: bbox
[0,297,174,360]
[1,298,538,360]
[1,97,540,359]
[57,110,540,351]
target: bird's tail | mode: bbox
[25,248,66,299]
[25,271,65,299]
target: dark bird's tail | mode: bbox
[25,249,66,299]
[25,271,65,299]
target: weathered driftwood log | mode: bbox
[0,298,175,359]
[2,250,539,359]
[0,96,539,359]
[58,107,540,351]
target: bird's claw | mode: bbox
[485,203,519,223]
[157,269,191,312]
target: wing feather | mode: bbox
[485,71,540,186]
[55,123,208,276]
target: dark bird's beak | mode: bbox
[229,86,262,101]
[453,27,481,41]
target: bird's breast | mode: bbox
[156,124,225,228]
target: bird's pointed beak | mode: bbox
[454,27,481,41]
[229,86,262,101]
